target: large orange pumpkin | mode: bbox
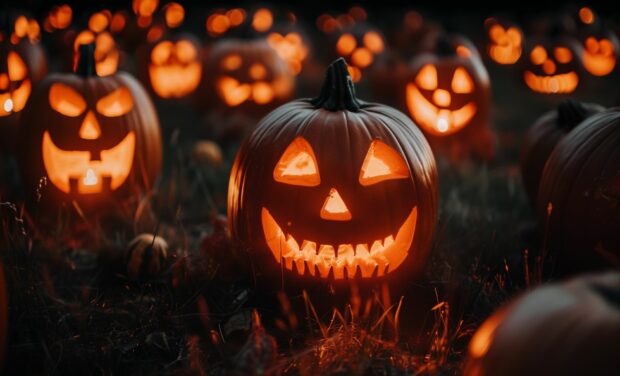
[537,108,620,273]
[18,43,162,208]
[228,58,437,284]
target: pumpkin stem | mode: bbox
[557,100,591,131]
[311,58,364,111]
[435,35,456,56]
[75,43,98,77]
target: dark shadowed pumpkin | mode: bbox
[228,58,437,284]
[464,272,620,376]
[520,100,603,205]
[18,43,162,208]
[406,34,494,162]
[537,108,620,273]
[203,38,295,117]
[0,11,48,151]
[522,36,581,95]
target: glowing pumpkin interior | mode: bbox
[73,31,119,76]
[406,63,478,136]
[0,51,32,117]
[335,30,385,82]
[149,39,202,98]
[42,83,136,194]
[262,137,417,279]
[524,44,579,94]
[487,22,522,65]
[581,37,616,76]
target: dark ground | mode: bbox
[1,2,620,375]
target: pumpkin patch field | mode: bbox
[1,2,619,375]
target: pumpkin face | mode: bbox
[523,39,580,94]
[520,100,603,205]
[537,108,620,272]
[205,39,294,112]
[333,23,386,82]
[406,36,490,137]
[229,59,437,282]
[578,29,618,77]
[464,272,620,376]
[147,34,202,98]
[19,44,161,205]
[0,13,48,149]
[485,18,524,65]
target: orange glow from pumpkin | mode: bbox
[0,53,30,117]
[351,47,373,68]
[579,7,594,25]
[273,137,320,186]
[267,32,309,75]
[260,205,417,279]
[149,40,202,98]
[133,0,159,17]
[451,67,474,93]
[252,8,273,33]
[406,83,477,136]
[320,188,352,221]
[164,2,185,28]
[78,111,102,140]
[336,33,356,56]
[227,9,246,26]
[251,82,274,104]
[96,87,134,117]
[217,77,252,106]
[363,31,384,53]
[249,63,267,80]
[14,16,28,38]
[110,12,127,33]
[42,131,135,194]
[48,5,72,30]
[582,37,616,76]
[73,31,119,76]
[206,13,230,36]
[89,12,109,33]
[146,25,164,42]
[456,46,472,58]
[49,83,86,117]
[488,24,522,64]
[416,64,437,90]
[530,45,547,65]
[554,47,573,63]
[468,311,504,358]
[221,54,242,70]
[523,71,578,94]
[359,140,410,186]
[347,66,362,82]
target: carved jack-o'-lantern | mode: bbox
[19,43,161,206]
[406,35,493,161]
[577,28,618,77]
[484,18,524,65]
[144,34,202,99]
[523,38,580,94]
[204,38,294,114]
[333,23,385,82]
[0,12,48,150]
[537,108,620,273]
[228,59,437,283]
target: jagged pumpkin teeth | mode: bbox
[332,263,345,279]
[370,240,383,255]
[338,244,355,261]
[355,244,370,258]
[384,235,395,248]
[286,235,300,253]
[318,244,335,258]
[294,253,306,274]
[302,240,316,255]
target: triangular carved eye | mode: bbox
[451,67,474,94]
[96,87,134,117]
[359,140,410,186]
[49,83,86,117]
[274,137,320,186]
[416,64,437,90]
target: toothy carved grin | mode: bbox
[406,84,476,136]
[42,131,135,194]
[523,71,578,94]
[260,206,417,279]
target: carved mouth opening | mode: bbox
[523,71,579,94]
[260,206,417,279]
[42,131,135,194]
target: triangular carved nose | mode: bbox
[79,110,101,140]
[320,188,352,221]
